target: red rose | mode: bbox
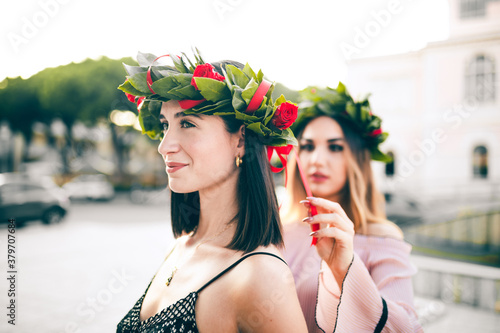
[272,102,298,130]
[191,63,225,90]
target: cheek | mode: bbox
[190,137,234,177]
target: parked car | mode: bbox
[0,174,70,225]
[62,174,115,201]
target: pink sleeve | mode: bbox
[316,241,423,332]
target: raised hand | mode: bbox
[301,197,355,288]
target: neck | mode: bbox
[190,171,239,246]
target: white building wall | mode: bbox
[346,0,500,201]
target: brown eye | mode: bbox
[299,143,314,152]
[180,120,195,128]
[329,144,344,152]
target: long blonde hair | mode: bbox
[281,116,389,234]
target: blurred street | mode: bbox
[0,194,173,333]
[0,193,498,332]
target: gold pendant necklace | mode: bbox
[166,267,178,286]
[165,223,232,287]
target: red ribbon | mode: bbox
[267,144,293,209]
[266,144,293,173]
[293,148,319,245]
[178,99,206,109]
[146,54,180,94]
[246,80,272,113]
[136,97,145,112]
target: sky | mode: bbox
[0,0,449,90]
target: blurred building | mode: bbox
[347,0,500,201]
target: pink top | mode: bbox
[282,222,423,333]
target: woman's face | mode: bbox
[157,101,243,194]
[298,116,348,201]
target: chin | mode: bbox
[168,180,195,194]
[311,183,341,199]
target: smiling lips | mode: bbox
[310,171,329,183]
[166,162,187,173]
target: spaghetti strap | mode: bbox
[196,252,287,293]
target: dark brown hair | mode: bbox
[170,60,283,252]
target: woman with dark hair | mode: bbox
[116,51,307,332]
[281,84,423,332]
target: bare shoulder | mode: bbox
[229,246,307,332]
[232,246,292,294]
[366,221,404,240]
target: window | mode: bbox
[460,0,487,18]
[465,55,496,103]
[385,152,395,177]
[473,145,488,178]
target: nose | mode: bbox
[157,130,180,157]
[309,146,326,167]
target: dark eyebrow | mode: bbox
[159,112,202,121]
[175,111,202,119]
[300,138,344,143]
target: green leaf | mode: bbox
[154,66,179,78]
[264,104,276,125]
[367,117,381,130]
[118,80,150,97]
[189,99,232,114]
[170,84,200,99]
[274,94,287,107]
[360,105,370,122]
[221,67,233,92]
[371,148,392,163]
[226,65,250,88]
[241,78,259,104]
[137,52,158,67]
[376,132,389,144]
[170,55,190,73]
[128,72,152,94]
[172,73,192,86]
[195,77,231,102]
[246,122,266,136]
[345,101,357,118]
[193,47,205,65]
[151,76,179,98]
[232,89,247,111]
[138,100,162,140]
[336,81,347,94]
[234,109,261,122]
[123,63,147,77]
[257,69,264,82]
[242,63,257,80]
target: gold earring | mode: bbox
[236,154,243,167]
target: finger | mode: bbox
[302,213,354,233]
[306,197,350,220]
[310,226,352,243]
[299,200,311,208]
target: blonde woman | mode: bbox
[281,84,423,332]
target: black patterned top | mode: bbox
[116,252,286,333]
